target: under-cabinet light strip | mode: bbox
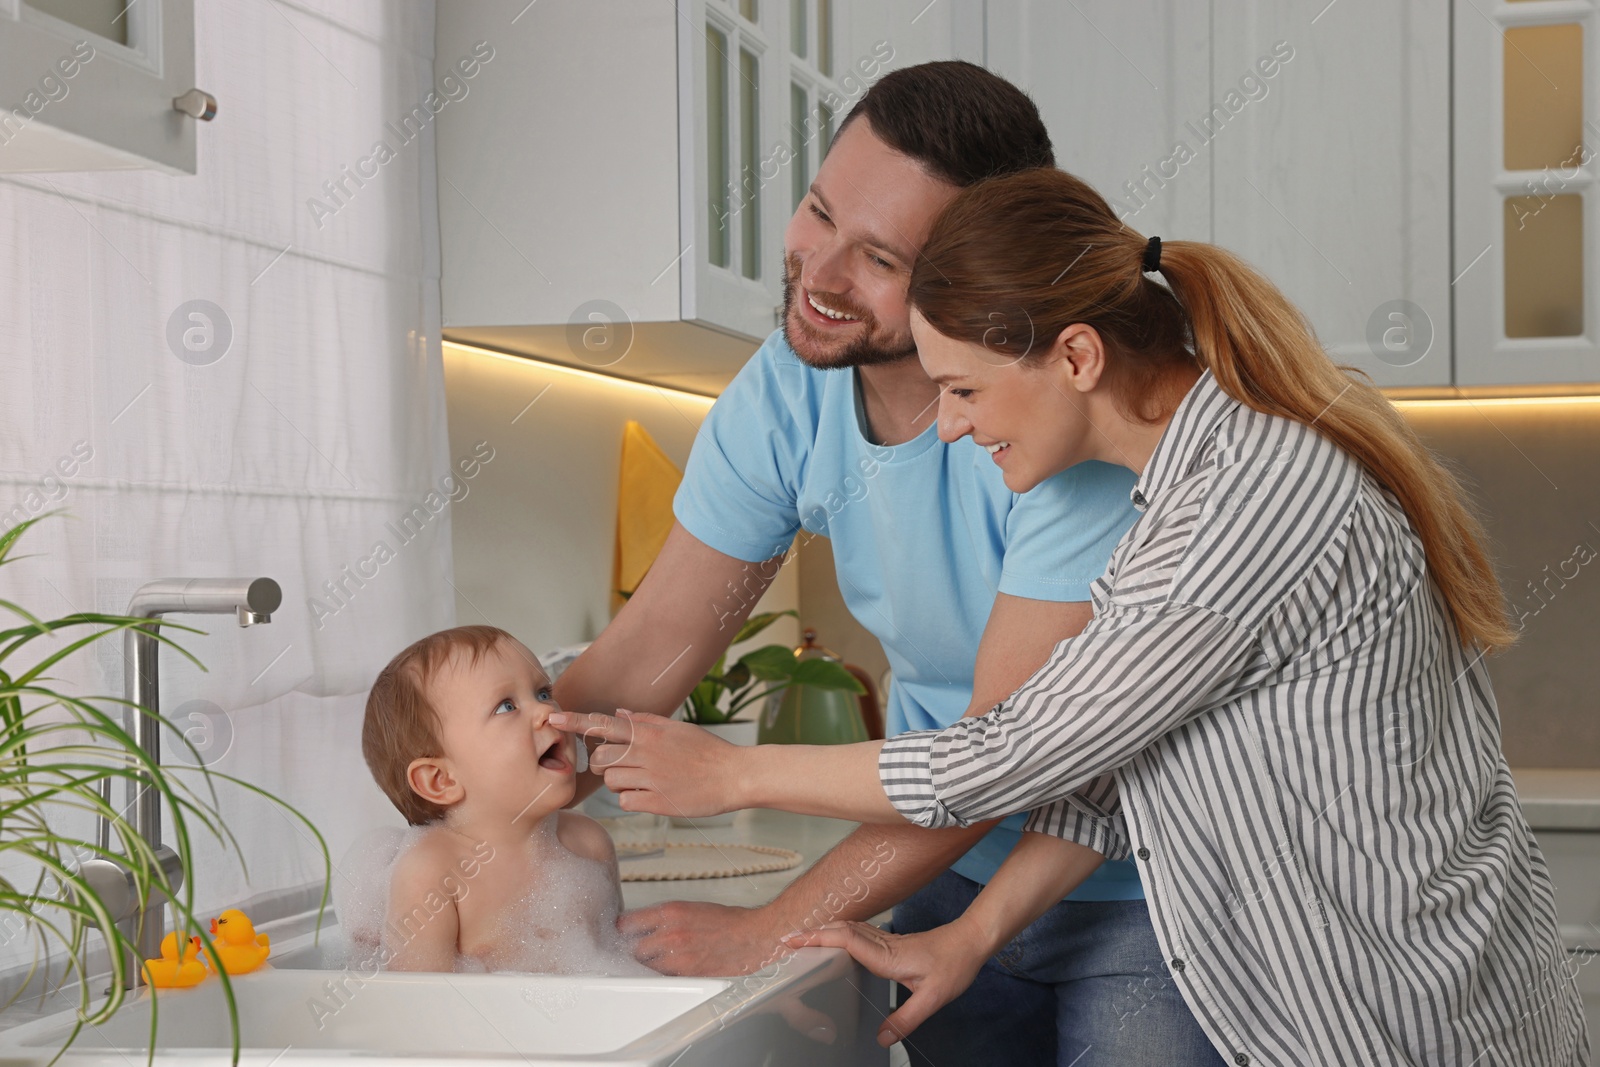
[444,341,720,405]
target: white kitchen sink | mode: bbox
[0,918,890,1067]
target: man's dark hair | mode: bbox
[835,60,1054,186]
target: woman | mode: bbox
[552,168,1588,1067]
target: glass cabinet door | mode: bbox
[683,0,844,341]
[1456,0,1599,387]
[686,0,780,338]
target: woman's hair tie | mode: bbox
[1142,235,1163,274]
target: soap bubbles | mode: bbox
[466,818,653,977]
[332,819,654,978]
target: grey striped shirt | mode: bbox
[880,370,1587,1066]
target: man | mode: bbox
[555,61,1215,1066]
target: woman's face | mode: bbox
[913,310,1100,493]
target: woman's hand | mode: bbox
[554,712,898,824]
[547,709,744,818]
[780,918,990,1048]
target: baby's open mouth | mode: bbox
[537,736,570,773]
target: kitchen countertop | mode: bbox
[616,809,906,1064]
[619,809,891,924]
[1513,767,1600,831]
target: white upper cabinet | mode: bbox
[435,0,730,393]
[0,0,206,174]
[434,0,979,393]
[984,1,1212,246]
[1454,0,1599,389]
[1210,0,1454,390]
[838,0,977,71]
[981,1,1453,389]
[442,1,1595,395]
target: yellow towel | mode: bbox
[614,421,683,605]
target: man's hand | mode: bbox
[550,709,745,819]
[620,900,788,976]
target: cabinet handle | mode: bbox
[172,89,218,122]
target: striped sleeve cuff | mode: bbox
[1024,800,1130,860]
[879,729,966,829]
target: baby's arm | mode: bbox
[557,812,625,942]
[382,832,462,972]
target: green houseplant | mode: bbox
[0,515,328,1065]
[681,610,864,726]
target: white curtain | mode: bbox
[0,0,453,953]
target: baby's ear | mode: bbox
[406,757,464,807]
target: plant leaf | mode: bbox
[0,511,65,566]
[720,662,751,690]
[737,644,799,681]
[694,703,731,725]
[726,682,786,716]
[2,614,207,683]
[791,658,868,692]
[731,609,798,646]
[0,515,322,1062]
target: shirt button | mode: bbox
[1170,958,1186,972]
[1136,847,1151,861]
[1234,1055,1250,1066]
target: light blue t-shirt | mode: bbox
[675,330,1143,900]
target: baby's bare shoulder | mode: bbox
[556,811,617,866]
[390,828,454,883]
[393,827,496,893]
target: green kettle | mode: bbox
[759,629,882,745]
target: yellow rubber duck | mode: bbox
[201,909,271,975]
[143,931,207,989]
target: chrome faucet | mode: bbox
[82,578,282,991]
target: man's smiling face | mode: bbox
[780,116,960,370]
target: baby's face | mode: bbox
[425,637,578,825]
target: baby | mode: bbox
[358,624,651,975]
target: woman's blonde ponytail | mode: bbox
[1158,240,1516,651]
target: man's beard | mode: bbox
[779,252,917,370]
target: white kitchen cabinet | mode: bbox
[1454,0,1600,389]
[435,0,784,395]
[0,0,207,174]
[839,0,979,72]
[1208,0,1454,390]
[435,0,733,395]
[983,1,1212,245]
[451,1,1600,395]
[434,0,976,394]
[973,1,1453,390]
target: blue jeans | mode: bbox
[890,870,1225,1067]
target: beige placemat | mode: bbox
[617,842,803,882]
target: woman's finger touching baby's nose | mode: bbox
[547,710,631,745]
[589,741,639,771]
